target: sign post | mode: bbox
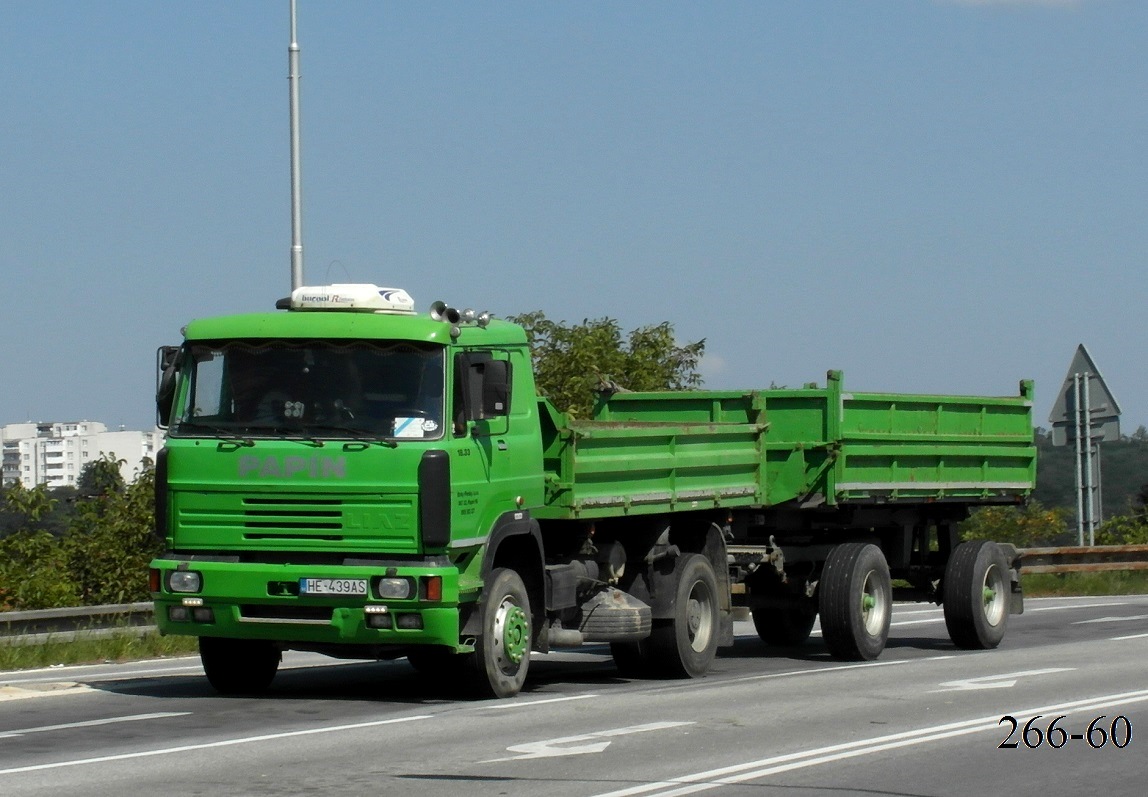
[1048,345,1121,545]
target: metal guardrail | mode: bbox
[0,602,155,645]
[1018,544,1148,575]
[2,545,1147,642]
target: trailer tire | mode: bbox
[199,637,280,695]
[943,540,1010,650]
[818,543,891,661]
[752,602,818,646]
[466,568,532,698]
[647,554,720,678]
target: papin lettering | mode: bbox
[238,455,347,479]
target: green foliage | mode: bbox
[0,530,79,610]
[1033,429,1148,516]
[508,311,705,417]
[958,500,1072,548]
[0,458,160,611]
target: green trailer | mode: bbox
[150,284,1035,697]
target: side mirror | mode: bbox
[481,360,510,418]
[156,345,180,427]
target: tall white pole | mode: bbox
[1083,374,1095,546]
[1073,374,1084,546]
[289,0,304,290]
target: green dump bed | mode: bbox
[536,371,1036,520]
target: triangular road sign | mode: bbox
[1048,344,1121,445]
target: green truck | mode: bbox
[150,283,1036,698]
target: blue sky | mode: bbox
[1,1,1144,435]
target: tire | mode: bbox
[818,543,891,661]
[406,646,463,678]
[466,568,532,698]
[943,540,1010,650]
[610,640,655,678]
[199,637,281,695]
[647,554,720,678]
[752,602,818,646]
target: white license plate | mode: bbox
[299,578,368,596]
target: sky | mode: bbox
[1,0,1145,435]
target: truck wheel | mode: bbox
[752,602,818,646]
[943,540,1010,649]
[818,543,891,661]
[648,554,720,678]
[199,637,280,695]
[610,640,654,678]
[467,568,532,698]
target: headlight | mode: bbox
[375,577,414,599]
[167,570,203,593]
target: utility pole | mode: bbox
[288,0,305,290]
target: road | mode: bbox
[1,595,1145,796]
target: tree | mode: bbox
[508,311,705,417]
[958,500,1071,548]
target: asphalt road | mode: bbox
[1,595,1145,796]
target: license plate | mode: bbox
[299,578,368,596]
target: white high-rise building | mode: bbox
[0,421,161,489]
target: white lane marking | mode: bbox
[1074,614,1148,624]
[591,687,1148,797]
[467,694,599,711]
[1111,632,1148,641]
[483,721,694,763]
[0,712,190,739]
[0,714,432,776]
[931,667,1074,692]
[1027,601,1130,612]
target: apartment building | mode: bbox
[1,421,161,489]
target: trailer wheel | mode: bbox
[818,543,891,661]
[648,554,720,678]
[752,602,818,646]
[466,568,532,698]
[943,540,1010,649]
[610,640,654,678]
[199,637,280,695]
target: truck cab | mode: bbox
[151,284,547,696]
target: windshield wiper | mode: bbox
[173,421,255,446]
[306,424,398,448]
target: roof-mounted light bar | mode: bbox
[279,284,416,314]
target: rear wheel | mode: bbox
[943,540,1010,649]
[199,637,281,695]
[647,554,720,678]
[466,568,532,698]
[818,543,891,661]
[752,602,818,646]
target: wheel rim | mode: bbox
[981,563,1006,627]
[685,580,714,653]
[859,569,889,636]
[492,597,529,671]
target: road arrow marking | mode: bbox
[483,721,694,762]
[931,668,1074,692]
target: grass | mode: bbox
[0,630,199,672]
[1022,570,1148,598]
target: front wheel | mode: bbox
[818,543,891,661]
[199,637,281,695]
[647,554,720,678]
[466,568,532,698]
[943,540,1010,649]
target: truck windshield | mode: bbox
[170,339,446,442]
